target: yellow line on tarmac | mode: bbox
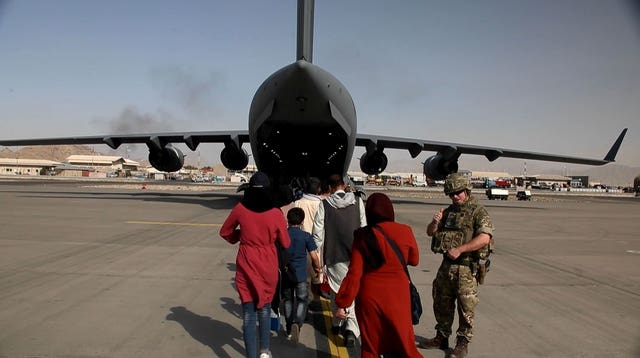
[320,297,350,358]
[126,221,221,227]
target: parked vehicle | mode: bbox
[191,175,211,182]
[486,188,509,200]
[516,190,532,201]
[230,174,248,183]
[484,178,510,189]
[349,176,365,186]
[386,176,402,186]
[375,174,391,186]
[412,179,427,187]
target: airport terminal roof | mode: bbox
[66,155,139,166]
[0,158,60,166]
[531,174,572,181]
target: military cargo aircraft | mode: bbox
[0,0,627,191]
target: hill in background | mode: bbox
[0,145,101,162]
[572,164,639,187]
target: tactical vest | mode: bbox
[431,199,494,260]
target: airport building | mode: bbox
[513,174,574,188]
[0,158,59,176]
[51,163,98,177]
[0,155,140,177]
[65,155,140,172]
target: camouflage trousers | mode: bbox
[431,261,479,341]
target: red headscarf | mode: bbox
[365,192,395,225]
[359,193,395,269]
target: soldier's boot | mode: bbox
[447,336,469,358]
[417,331,449,350]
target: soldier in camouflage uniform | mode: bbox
[418,173,494,358]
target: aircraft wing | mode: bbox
[355,128,627,166]
[0,130,250,151]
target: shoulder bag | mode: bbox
[374,226,422,325]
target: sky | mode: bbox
[0,0,639,175]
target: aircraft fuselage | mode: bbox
[248,60,357,185]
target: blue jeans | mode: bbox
[283,281,309,332]
[241,302,271,358]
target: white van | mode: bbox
[230,174,248,183]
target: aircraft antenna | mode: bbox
[297,0,314,62]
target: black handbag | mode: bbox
[374,226,423,325]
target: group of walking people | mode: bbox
[220,171,494,358]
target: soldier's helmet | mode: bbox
[443,172,472,195]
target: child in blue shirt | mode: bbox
[283,207,321,344]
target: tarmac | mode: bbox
[0,178,638,358]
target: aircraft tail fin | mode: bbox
[297,0,314,62]
[603,128,627,162]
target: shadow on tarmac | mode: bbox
[167,303,325,358]
[220,297,242,319]
[3,190,241,210]
[166,306,244,358]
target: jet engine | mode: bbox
[148,145,185,173]
[423,153,459,181]
[359,150,388,175]
[221,145,249,171]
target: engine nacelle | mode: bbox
[221,145,249,171]
[359,150,388,175]
[423,154,459,181]
[148,145,185,173]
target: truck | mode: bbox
[484,178,511,189]
[230,173,248,183]
[516,190,532,201]
[349,175,366,186]
[486,188,509,200]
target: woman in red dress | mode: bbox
[335,193,423,358]
[220,172,290,358]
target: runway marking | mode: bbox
[320,296,350,357]
[126,220,221,227]
[626,250,640,254]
